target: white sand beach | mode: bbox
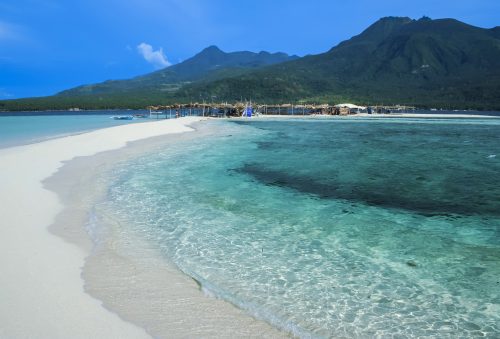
[0,117,285,339]
[0,118,194,338]
[0,120,191,338]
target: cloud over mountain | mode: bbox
[137,43,171,69]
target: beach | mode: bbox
[0,117,283,338]
[1,114,499,338]
[2,1,499,336]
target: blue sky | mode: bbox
[1,0,498,99]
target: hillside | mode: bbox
[179,17,500,109]
[57,46,297,97]
[1,16,500,111]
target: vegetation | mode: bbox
[2,17,500,111]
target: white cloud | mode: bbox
[137,42,171,69]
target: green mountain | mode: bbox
[2,16,500,111]
[179,17,500,109]
[0,46,296,110]
[58,46,297,97]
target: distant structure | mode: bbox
[146,102,416,117]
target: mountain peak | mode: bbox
[418,16,432,21]
[6,15,500,111]
[331,16,412,51]
[379,16,413,22]
[200,45,224,54]
[363,16,413,37]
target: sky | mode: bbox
[1,0,499,99]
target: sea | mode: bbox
[0,110,151,149]
[2,111,500,337]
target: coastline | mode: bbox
[45,120,286,338]
[352,112,500,118]
[1,114,498,337]
[249,112,500,119]
[0,117,285,338]
[0,118,185,338]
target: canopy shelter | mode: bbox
[334,103,367,110]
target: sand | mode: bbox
[2,112,496,338]
[0,118,197,338]
[0,117,285,339]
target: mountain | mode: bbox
[2,17,500,111]
[179,17,500,109]
[57,46,298,97]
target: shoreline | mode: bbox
[352,112,500,118]
[2,114,498,337]
[248,112,500,119]
[45,120,286,338]
[0,117,285,338]
[0,118,188,338]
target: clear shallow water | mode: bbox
[0,111,149,148]
[100,118,500,337]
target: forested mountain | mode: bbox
[2,17,499,111]
[180,17,500,109]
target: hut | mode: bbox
[334,103,367,115]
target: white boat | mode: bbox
[111,115,133,120]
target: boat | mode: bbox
[111,115,134,120]
[133,114,148,118]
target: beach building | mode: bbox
[334,103,367,115]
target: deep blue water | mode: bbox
[100,117,500,337]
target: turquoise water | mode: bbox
[101,118,500,337]
[0,111,148,148]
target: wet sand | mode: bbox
[0,116,285,338]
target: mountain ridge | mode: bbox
[2,16,500,111]
[57,46,298,97]
[177,16,500,109]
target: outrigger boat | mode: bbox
[111,115,134,120]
